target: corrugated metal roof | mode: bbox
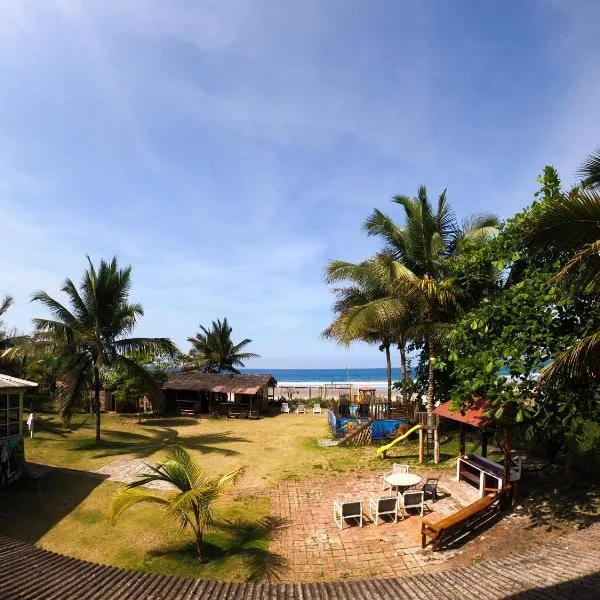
[1,533,600,599]
[434,398,490,428]
[0,374,38,390]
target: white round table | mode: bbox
[384,472,421,493]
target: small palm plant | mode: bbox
[109,446,244,563]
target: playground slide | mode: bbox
[376,424,422,458]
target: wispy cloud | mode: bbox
[1,1,599,366]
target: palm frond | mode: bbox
[541,332,600,382]
[109,487,169,525]
[555,239,600,294]
[526,188,600,250]
[578,147,600,189]
[0,295,13,318]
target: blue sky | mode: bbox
[1,1,599,368]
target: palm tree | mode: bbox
[110,446,244,564]
[187,318,259,374]
[323,259,415,402]
[364,187,499,416]
[6,257,177,441]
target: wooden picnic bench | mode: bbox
[421,486,509,549]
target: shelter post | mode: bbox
[459,422,466,457]
[418,427,424,463]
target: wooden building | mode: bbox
[0,374,38,487]
[163,372,277,418]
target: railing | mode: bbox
[331,399,416,421]
[418,411,439,428]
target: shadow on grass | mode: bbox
[0,469,106,543]
[148,516,288,582]
[70,428,249,461]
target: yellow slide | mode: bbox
[376,424,422,458]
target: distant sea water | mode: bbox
[240,367,417,384]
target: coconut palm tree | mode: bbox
[323,259,416,402]
[6,257,177,441]
[110,446,244,564]
[364,187,499,416]
[187,318,259,373]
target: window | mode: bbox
[0,393,21,439]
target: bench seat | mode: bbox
[421,487,506,549]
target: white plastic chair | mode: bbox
[333,500,363,530]
[399,489,424,517]
[296,403,306,414]
[382,463,409,491]
[313,403,322,414]
[369,496,401,525]
[281,402,290,413]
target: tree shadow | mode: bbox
[514,468,600,532]
[148,516,288,582]
[0,469,106,543]
[69,428,249,461]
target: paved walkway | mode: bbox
[95,458,175,490]
[270,471,480,581]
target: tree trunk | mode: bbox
[426,339,436,425]
[196,530,205,564]
[384,344,392,403]
[399,341,408,404]
[94,365,101,442]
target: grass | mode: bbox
[0,470,274,581]
[10,409,498,580]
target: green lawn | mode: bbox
[3,410,493,581]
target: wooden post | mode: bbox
[418,427,424,463]
[481,430,489,458]
[502,427,512,508]
[459,423,466,457]
[433,427,440,464]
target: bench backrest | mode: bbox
[424,491,498,532]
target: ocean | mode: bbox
[240,367,416,384]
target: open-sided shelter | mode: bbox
[0,374,38,487]
[163,372,277,418]
[435,399,521,498]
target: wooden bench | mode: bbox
[421,487,508,549]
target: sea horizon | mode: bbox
[240,367,417,384]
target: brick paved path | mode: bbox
[270,471,480,581]
[95,458,175,490]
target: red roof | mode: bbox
[434,398,490,428]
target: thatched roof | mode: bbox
[0,374,38,391]
[163,372,277,394]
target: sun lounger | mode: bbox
[281,402,291,413]
[296,403,306,413]
[313,403,322,414]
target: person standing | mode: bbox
[26,412,34,438]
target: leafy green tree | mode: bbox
[448,166,600,482]
[187,318,259,374]
[110,446,244,563]
[8,257,177,441]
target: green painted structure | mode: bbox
[0,374,37,487]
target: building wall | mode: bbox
[0,390,25,487]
